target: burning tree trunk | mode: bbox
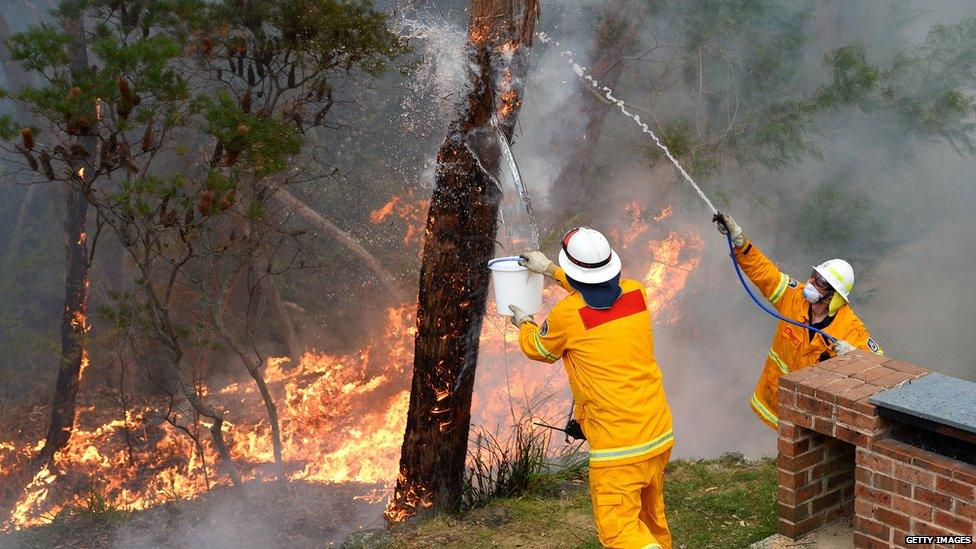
[552,0,645,215]
[34,15,93,467]
[387,0,539,520]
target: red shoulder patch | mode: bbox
[578,289,647,330]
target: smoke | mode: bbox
[109,482,387,548]
[496,0,976,458]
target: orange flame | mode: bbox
[1,192,704,531]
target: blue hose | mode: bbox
[721,226,837,345]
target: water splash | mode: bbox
[395,16,473,137]
[536,33,719,215]
[464,118,540,251]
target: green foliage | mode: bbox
[0,114,20,140]
[4,24,71,72]
[816,45,880,108]
[649,118,694,160]
[787,178,891,264]
[462,420,586,512]
[682,0,810,104]
[200,92,301,176]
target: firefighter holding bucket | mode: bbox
[509,226,675,549]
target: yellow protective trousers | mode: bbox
[588,448,672,549]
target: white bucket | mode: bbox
[488,256,543,316]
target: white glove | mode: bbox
[519,251,557,277]
[715,214,745,247]
[508,304,533,327]
[833,339,856,356]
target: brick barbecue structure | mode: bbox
[776,350,976,548]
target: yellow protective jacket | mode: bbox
[518,268,674,468]
[735,239,884,430]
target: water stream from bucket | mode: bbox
[537,33,719,216]
[465,116,541,250]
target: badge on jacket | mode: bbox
[867,338,881,353]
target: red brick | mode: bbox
[911,451,957,477]
[890,529,913,549]
[779,513,824,539]
[779,421,800,439]
[778,436,810,458]
[827,472,853,490]
[895,462,937,489]
[782,447,825,471]
[784,365,824,384]
[796,371,844,396]
[797,481,823,502]
[778,386,796,409]
[874,474,913,498]
[779,467,808,487]
[812,490,842,513]
[779,482,822,507]
[817,377,865,402]
[883,360,928,376]
[857,481,892,507]
[856,465,873,485]
[910,518,953,537]
[845,349,894,367]
[914,486,952,511]
[852,365,888,383]
[826,500,854,522]
[936,475,975,501]
[859,449,894,475]
[954,499,976,520]
[933,510,973,535]
[823,357,870,376]
[778,501,810,522]
[814,416,835,435]
[872,370,915,390]
[853,531,890,549]
[855,514,890,539]
[891,493,933,521]
[853,397,879,416]
[951,464,976,485]
[855,498,874,518]
[840,381,885,403]
[835,423,869,446]
[780,376,799,393]
[874,439,916,463]
[875,506,911,531]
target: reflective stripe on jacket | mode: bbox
[518,268,674,467]
[735,240,884,430]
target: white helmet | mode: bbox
[558,227,622,284]
[813,259,854,302]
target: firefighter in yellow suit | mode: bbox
[509,227,674,549]
[715,215,885,430]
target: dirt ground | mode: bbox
[749,518,854,549]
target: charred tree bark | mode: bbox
[551,0,645,216]
[387,0,539,520]
[34,15,92,467]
